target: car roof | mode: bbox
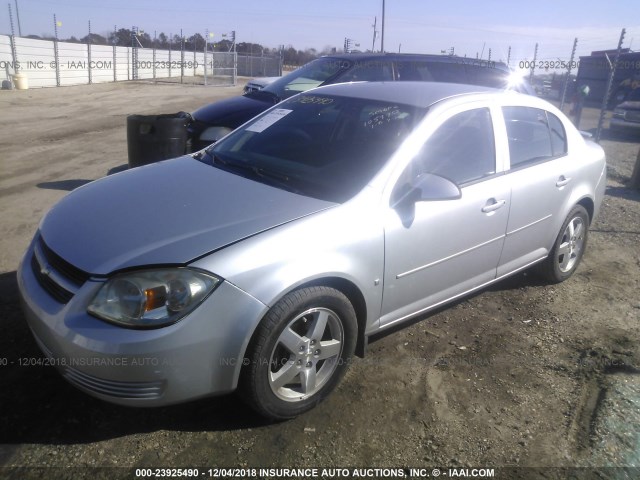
[322,53,510,72]
[307,81,502,108]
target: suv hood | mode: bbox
[39,157,335,275]
[191,93,275,128]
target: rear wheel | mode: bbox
[240,286,357,420]
[536,205,589,283]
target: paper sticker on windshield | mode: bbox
[288,95,335,105]
[246,108,293,133]
[364,105,406,129]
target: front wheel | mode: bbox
[239,286,357,420]
[536,205,589,283]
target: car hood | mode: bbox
[191,94,274,129]
[247,77,280,86]
[39,157,336,275]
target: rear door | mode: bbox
[496,106,575,276]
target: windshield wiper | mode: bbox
[254,167,292,183]
[205,152,305,195]
[252,166,307,195]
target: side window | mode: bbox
[419,62,468,84]
[503,106,560,168]
[338,61,393,82]
[395,61,434,81]
[406,108,496,186]
[467,65,509,89]
[547,112,567,156]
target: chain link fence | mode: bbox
[0,34,247,88]
[236,54,282,78]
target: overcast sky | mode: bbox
[6,0,640,66]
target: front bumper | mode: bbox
[17,237,267,407]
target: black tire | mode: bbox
[239,286,357,420]
[536,205,589,283]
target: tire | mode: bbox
[536,205,589,283]
[239,286,357,420]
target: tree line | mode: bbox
[23,28,339,66]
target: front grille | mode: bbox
[64,367,165,399]
[37,236,90,286]
[31,255,73,303]
[31,234,90,304]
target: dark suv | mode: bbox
[188,53,532,151]
[610,88,640,136]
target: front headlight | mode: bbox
[199,126,232,143]
[88,269,220,328]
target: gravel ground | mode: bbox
[0,82,639,480]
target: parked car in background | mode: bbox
[610,88,640,135]
[19,82,604,420]
[187,53,534,151]
[243,76,281,94]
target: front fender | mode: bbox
[190,198,385,335]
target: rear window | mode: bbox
[395,60,511,90]
[337,60,394,82]
[396,61,468,83]
[467,65,509,89]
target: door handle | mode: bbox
[556,176,571,187]
[481,199,506,213]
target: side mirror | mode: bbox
[391,173,461,209]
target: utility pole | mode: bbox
[14,0,21,36]
[381,0,385,53]
[372,16,377,52]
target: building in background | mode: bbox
[576,48,640,106]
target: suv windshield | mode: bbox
[205,93,426,202]
[259,58,352,100]
[626,89,640,102]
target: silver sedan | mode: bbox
[18,81,606,419]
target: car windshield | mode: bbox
[204,93,425,202]
[259,58,352,100]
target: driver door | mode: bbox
[380,106,511,327]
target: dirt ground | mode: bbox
[0,82,639,480]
